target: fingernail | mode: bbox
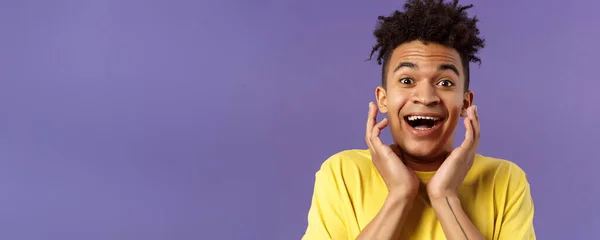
[369,102,373,109]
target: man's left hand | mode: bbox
[427,105,480,199]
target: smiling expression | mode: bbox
[376,40,474,161]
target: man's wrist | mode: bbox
[427,189,459,201]
[429,193,460,208]
[387,190,417,202]
[385,191,416,209]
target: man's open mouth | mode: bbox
[403,115,444,130]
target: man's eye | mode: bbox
[400,78,414,84]
[437,80,454,87]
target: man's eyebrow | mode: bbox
[393,62,417,72]
[394,62,460,76]
[439,63,460,76]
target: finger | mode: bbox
[460,114,475,149]
[365,102,378,145]
[370,118,389,150]
[471,105,481,149]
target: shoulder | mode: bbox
[316,149,375,179]
[472,154,530,187]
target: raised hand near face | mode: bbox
[426,105,480,199]
[366,102,420,199]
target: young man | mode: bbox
[302,1,535,239]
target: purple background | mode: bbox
[1,0,598,239]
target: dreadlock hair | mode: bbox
[369,0,485,92]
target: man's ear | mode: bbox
[460,90,475,117]
[376,86,388,114]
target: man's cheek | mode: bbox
[391,98,409,113]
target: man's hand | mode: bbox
[366,102,419,199]
[356,102,420,240]
[426,105,486,240]
[427,105,480,199]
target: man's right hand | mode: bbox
[366,102,420,200]
[357,102,421,240]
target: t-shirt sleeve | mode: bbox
[495,162,536,240]
[301,157,348,240]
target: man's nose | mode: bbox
[411,84,440,106]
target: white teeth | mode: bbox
[407,115,441,121]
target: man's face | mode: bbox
[376,40,473,160]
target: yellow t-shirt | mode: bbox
[302,149,535,240]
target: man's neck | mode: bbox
[391,144,449,172]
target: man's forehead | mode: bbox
[391,43,461,65]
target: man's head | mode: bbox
[369,0,485,161]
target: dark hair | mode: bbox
[368,0,485,91]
